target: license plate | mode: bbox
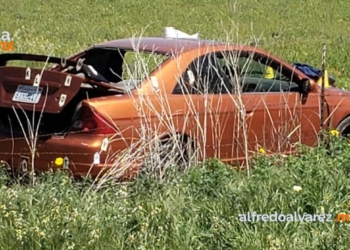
[12,85,43,104]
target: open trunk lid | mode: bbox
[0,53,126,136]
[0,53,127,113]
[0,66,83,113]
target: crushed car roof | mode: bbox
[94,37,238,54]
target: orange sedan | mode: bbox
[0,36,349,178]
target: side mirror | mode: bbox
[300,78,310,104]
[301,78,310,94]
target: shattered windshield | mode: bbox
[64,48,169,92]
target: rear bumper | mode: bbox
[0,133,140,179]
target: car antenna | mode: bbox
[320,44,327,131]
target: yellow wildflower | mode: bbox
[258,147,266,154]
[330,129,340,137]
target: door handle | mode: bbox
[245,110,254,117]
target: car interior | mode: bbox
[173,52,300,95]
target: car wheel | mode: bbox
[159,134,195,169]
[141,134,196,176]
[336,116,350,138]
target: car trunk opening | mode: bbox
[0,49,169,136]
[0,66,122,136]
[0,86,120,136]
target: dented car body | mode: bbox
[1,36,350,178]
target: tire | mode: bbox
[141,134,196,176]
[158,134,195,170]
[336,116,350,137]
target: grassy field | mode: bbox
[1,136,350,249]
[2,0,350,88]
[2,0,350,249]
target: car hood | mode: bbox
[325,87,350,97]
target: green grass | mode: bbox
[2,0,350,249]
[1,0,350,87]
[1,135,350,249]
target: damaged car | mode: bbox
[0,32,350,178]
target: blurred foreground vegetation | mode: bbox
[0,134,350,249]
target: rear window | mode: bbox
[71,48,169,92]
[122,51,169,80]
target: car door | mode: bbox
[172,52,240,163]
[236,51,321,155]
[172,49,321,165]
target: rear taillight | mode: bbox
[70,106,115,134]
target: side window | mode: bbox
[172,51,300,95]
[237,53,299,93]
[173,53,232,95]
